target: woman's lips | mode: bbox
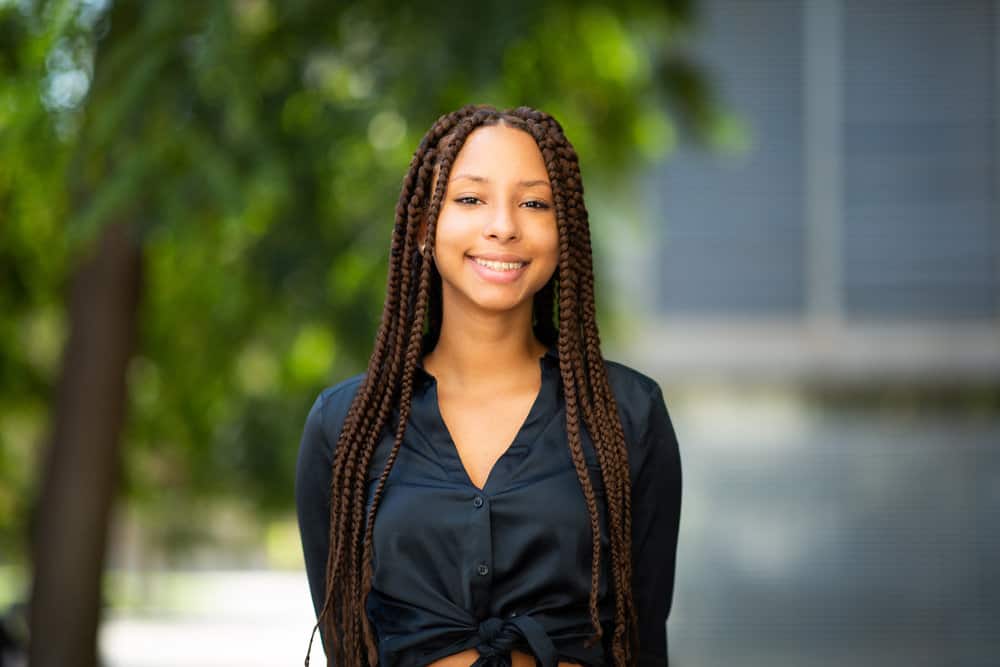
[466,254,529,284]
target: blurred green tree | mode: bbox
[0,0,724,664]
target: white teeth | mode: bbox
[472,257,526,271]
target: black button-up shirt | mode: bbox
[295,342,682,666]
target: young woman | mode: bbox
[295,104,682,667]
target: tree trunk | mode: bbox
[28,220,142,667]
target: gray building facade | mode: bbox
[635,0,999,385]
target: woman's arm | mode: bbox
[295,391,335,640]
[630,383,683,666]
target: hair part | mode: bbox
[311,104,638,666]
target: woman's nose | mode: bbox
[483,202,519,240]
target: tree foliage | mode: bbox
[0,0,721,563]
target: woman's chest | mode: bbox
[362,399,610,607]
[436,386,541,491]
[367,388,605,502]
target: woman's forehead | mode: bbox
[448,125,549,184]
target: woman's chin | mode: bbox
[460,288,531,313]
[472,295,526,313]
[439,273,537,313]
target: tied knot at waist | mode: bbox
[471,614,558,667]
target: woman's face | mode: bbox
[422,124,559,316]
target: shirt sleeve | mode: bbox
[630,383,683,666]
[295,390,335,650]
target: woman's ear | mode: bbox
[417,215,428,251]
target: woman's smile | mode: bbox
[467,253,531,283]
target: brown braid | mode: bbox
[307,104,638,667]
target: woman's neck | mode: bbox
[422,329,547,391]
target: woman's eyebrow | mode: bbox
[449,173,551,188]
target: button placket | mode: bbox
[468,492,493,617]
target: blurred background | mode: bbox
[1,0,997,666]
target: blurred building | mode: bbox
[619,2,1000,666]
[632,0,998,387]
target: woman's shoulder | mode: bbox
[600,356,670,445]
[317,371,367,408]
[600,356,680,487]
[601,357,661,397]
[300,372,367,456]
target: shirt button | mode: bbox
[477,562,490,576]
[473,495,484,508]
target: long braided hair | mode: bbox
[309,104,638,666]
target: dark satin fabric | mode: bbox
[295,341,682,667]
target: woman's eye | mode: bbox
[452,197,550,209]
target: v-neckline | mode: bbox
[427,354,549,493]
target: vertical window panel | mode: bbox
[650,0,807,316]
[842,0,998,319]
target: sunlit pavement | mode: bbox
[100,570,324,667]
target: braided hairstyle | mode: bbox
[307,104,638,666]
